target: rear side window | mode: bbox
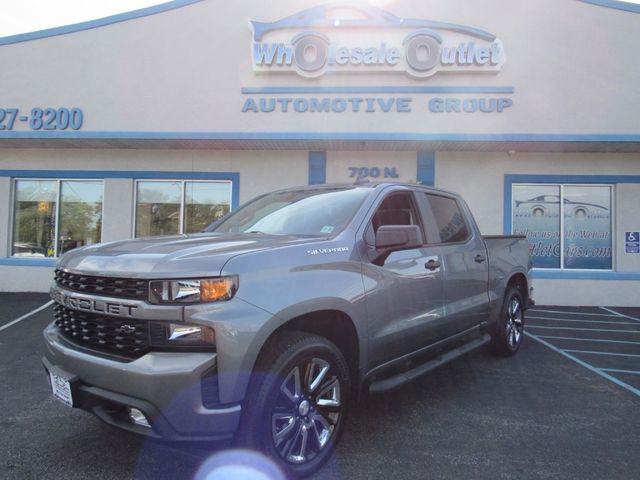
[424,194,470,244]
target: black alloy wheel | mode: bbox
[271,356,342,464]
[491,286,525,356]
[237,332,351,477]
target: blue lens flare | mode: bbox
[195,450,285,480]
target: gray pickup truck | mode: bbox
[43,183,532,477]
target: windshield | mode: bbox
[207,187,370,236]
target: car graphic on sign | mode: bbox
[250,3,497,41]
[515,195,609,218]
[249,3,506,78]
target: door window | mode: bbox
[365,192,423,246]
[423,194,470,244]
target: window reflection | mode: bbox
[58,181,103,255]
[135,181,182,237]
[135,181,232,237]
[12,180,57,257]
[12,179,103,258]
[185,182,230,233]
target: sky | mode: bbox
[0,0,164,37]
[0,0,639,37]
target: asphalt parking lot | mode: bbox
[1,293,639,480]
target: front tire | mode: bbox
[237,331,351,478]
[491,286,525,356]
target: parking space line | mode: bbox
[600,307,640,323]
[564,349,640,358]
[532,309,620,318]
[0,300,53,332]
[535,335,640,345]
[598,368,640,376]
[526,316,639,325]
[528,325,640,333]
[525,332,640,398]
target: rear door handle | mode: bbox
[425,259,441,271]
[474,254,486,264]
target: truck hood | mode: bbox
[58,233,320,278]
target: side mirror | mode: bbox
[373,225,423,265]
[375,225,423,250]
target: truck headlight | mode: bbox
[148,276,238,304]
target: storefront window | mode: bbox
[513,184,612,270]
[512,185,561,268]
[135,181,182,237]
[185,182,231,233]
[58,181,104,255]
[135,180,231,237]
[12,179,103,258]
[563,186,612,270]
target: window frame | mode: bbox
[133,179,233,238]
[10,178,105,259]
[510,181,614,272]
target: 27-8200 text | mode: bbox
[0,108,84,131]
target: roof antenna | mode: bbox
[353,178,371,186]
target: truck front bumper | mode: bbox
[42,323,241,442]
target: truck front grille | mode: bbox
[55,269,148,301]
[54,303,150,358]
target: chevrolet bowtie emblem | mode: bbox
[118,324,136,334]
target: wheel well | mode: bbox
[507,273,529,307]
[267,310,360,385]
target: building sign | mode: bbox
[626,232,640,254]
[348,166,400,181]
[249,4,506,79]
[0,107,83,131]
[240,93,513,114]
[243,4,511,115]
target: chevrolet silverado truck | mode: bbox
[43,183,532,477]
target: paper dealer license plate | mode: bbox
[49,371,74,407]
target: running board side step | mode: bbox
[368,334,491,394]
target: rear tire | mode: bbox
[491,286,525,357]
[236,331,351,478]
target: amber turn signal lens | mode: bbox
[200,278,236,302]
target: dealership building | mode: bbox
[0,0,639,305]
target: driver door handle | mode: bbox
[474,254,486,264]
